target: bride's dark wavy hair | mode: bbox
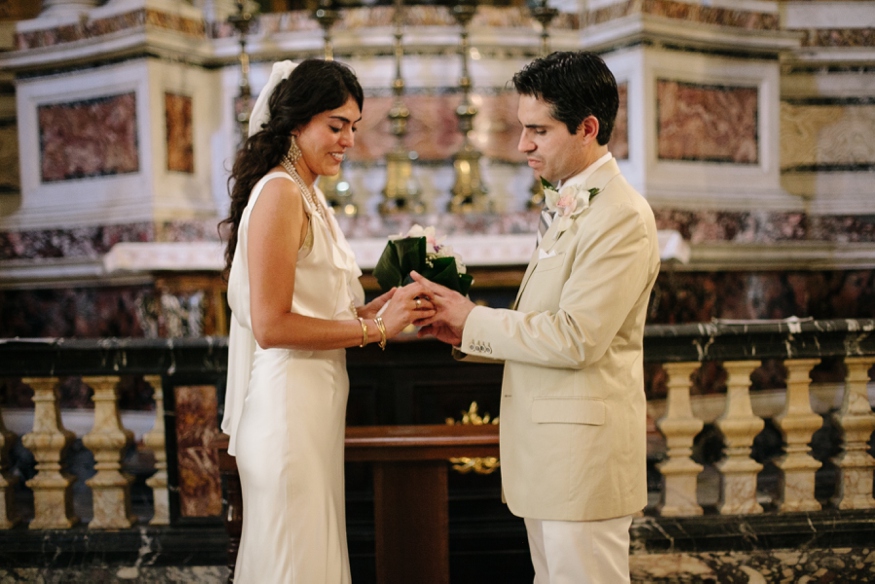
[219,59,364,274]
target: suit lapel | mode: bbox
[587,158,621,200]
[512,159,622,310]
[512,245,540,309]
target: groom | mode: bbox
[413,51,660,583]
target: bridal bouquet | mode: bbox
[373,224,473,295]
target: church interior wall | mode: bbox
[0,0,875,336]
[0,1,873,582]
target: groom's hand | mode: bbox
[417,321,462,346]
[409,271,475,345]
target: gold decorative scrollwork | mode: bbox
[446,401,500,475]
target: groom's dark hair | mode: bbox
[512,51,619,145]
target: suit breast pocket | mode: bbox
[532,397,606,425]
[533,252,565,273]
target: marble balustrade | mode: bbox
[0,319,872,533]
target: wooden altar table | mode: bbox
[214,423,501,584]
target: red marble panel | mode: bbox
[657,79,758,164]
[165,93,193,174]
[351,92,528,163]
[648,270,875,325]
[0,123,20,192]
[609,82,629,160]
[801,28,875,48]
[38,92,139,182]
[16,9,204,49]
[241,6,579,39]
[144,9,205,37]
[585,0,778,31]
[174,384,222,518]
[352,87,627,164]
[350,94,464,162]
[477,93,525,163]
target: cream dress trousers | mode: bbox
[222,172,365,583]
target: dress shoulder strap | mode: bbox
[252,171,318,216]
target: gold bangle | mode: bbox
[357,317,368,347]
[374,316,387,351]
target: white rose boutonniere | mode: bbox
[541,177,600,233]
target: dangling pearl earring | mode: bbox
[287,134,302,164]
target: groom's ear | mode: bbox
[575,115,599,143]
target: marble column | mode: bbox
[716,360,765,515]
[0,410,19,529]
[82,376,136,529]
[774,358,823,512]
[656,361,704,517]
[142,374,169,525]
[831,357,875,510]
[20,377,79,530]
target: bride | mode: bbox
[219,59,434,583]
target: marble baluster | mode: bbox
[831,356,875,510]
[774,358,823,512]
[142,375,169,525]
[82,376,136,529]
[656,361,704,517]
[715,360,764,515]
[0,409,20,529]
[20,377,79,529]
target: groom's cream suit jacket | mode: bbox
[460,158,659,522]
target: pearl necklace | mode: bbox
[280,155,328,225]
[279,156,350,314]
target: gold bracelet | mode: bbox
[357,317,368,347]
[374,316,388,350]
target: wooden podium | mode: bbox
[346,424,500,584]
[214,424,500,584]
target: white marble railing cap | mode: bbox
[101,230,690,273]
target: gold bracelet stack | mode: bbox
[374,316,388,350]
[357,317,368,347]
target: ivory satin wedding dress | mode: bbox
[222,172,364,583]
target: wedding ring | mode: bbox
[415,298,422,309]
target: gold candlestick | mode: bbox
[448,1,489,213]
[380,0,423,214]
[229,0,256,146]
[314,1,357,216]
[526,0,558,210]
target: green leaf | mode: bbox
[373,241,404,292]
[373,237,427,292]
[540,176,554,190]
[395,237,426,277]
[458,273,474,296]
[423,256,461,291]
[372,236,474,296]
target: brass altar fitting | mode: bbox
[449,0,489,214]
[314,2,340,61]
[229,0,257,145]
[380,0,423,214]
[528,0,559,57]
[446,402,500,475]
[313,0,357,215]
[525,0,558,210]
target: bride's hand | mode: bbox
[357,288,396,320]
[378,282,435,338]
